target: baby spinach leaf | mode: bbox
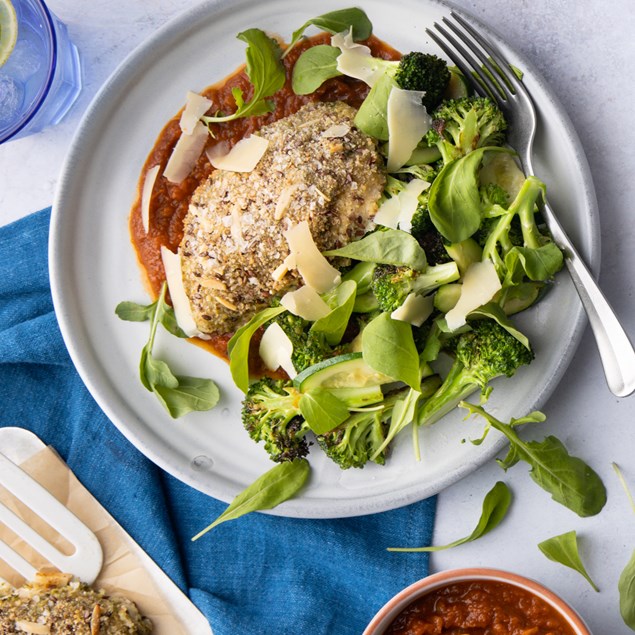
[619,550,635,629]
[342,261,376,295]
[284,7,372,58]
[292,45,342,94]
[362,312,420,390]
[311,280,357,345]
[116,300,156,322]
[462,402,607,517]
[154,376,221,419]
[353,73,397,141]
[126,283,220,417]
[504,242,564,285]
[116,295,186,337]
[324,229,427,270]
[429,146,513,243]
[192,458,311,540]
[388,481,511,551]
[227,306,287,393]
[300,388,350,434]
[202,29,285,124]
[538,530,599,592]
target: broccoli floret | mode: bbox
[317,387,409,469]
[394,52,451,110]
[410,206,452,265]
[425,97,507,164]
[371,262,460,312]
[274,311,333,373]
[241,378,310,462]
[416,319,534,426]
[480,176,550,273]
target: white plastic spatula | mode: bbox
[0,427,214,635]
[0,450,104,585]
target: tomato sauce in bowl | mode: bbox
[364,569,591,635]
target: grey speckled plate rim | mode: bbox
[49,0,599,519]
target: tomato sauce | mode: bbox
[128,33,400,361]
[385,580,577,635]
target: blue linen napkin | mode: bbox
[0,208,436,635]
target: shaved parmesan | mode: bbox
[207,135,269,172]
[386,87,433,172]
[259,322,296,379]
[445,260,502,331]
[374,178,429,232]
[275,183,302,220]
[141,164,160,234]
[281,286,331,321]
[163,121,208,183]
[391,293,434,327]
[180,91,212,135]
[322,123,350,138]
[284,221,341,293]
[331,29,383,87]
[160,246,200,338]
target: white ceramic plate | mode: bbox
[50,0,599,518]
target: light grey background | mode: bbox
[1,0,634,632]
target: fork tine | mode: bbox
[425,27,486,97]
[427,22,502,101]
[448,11,523,96]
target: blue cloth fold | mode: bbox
[0,208,436,635]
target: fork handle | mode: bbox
[541,201,635,397]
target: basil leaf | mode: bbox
[324,229,427,270]
[462,402,607,517]
[285,8,372,57]
[620,550,635,629]
[192,458,311,540]
[388,481,511,552]
[203,29,284,124]
[116,300,156,322]
[311,280,356,345]
[154,376,221,419]
[353,73,397,141]
[538,530,599,592]
[227,306,287,393]
[504,242,564,285]
[362,312,420,390]
[429,146,513,243]
[468,303,531,350]
[300,388,350,434]
[292,45,342,94]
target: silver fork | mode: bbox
[426,11,635,398]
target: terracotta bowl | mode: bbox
[363,567,592,635]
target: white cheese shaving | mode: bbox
[280,286,331,321]
[207,135,269,172]
[391,293,434,327]
[163,121,208,183]
[386,87,433,172]
[180,91,212,135]
[275,183,302,220]
[140,164,160,234]
[331,29,383,87]
[445,260,502,331]
[230,204,244,248]
[284,221,341,293]
[374,178,429,232]
[259,322,296,379]
[322,123,350,138]
[160,246,200,338]
[15,621,50,635]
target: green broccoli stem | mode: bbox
[515,176,546,249]
[415,362,480,427]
